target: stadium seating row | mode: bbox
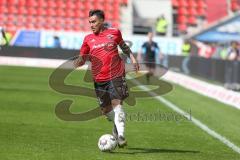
[0,0,127,32]
[172,0,240,33]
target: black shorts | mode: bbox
[145,62,156,69]
[145,58,156,69]
[94,77,129,107]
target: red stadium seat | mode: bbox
[73,25,82,31]
[37,8,46,16]
[178,7,188,15]
[27,7,37,16]
[16,15,26,28]
[35,24,42,30]
[122,0,128,5]
[188,7,197,16]
[74,10,84,18]
[55,17,64,26]
[44,23,53,30]
[26,15,36,24]
[197,7,206,17]
[0,14,6,22]
[113,11,120,20]
[37,0,47,8]
[6,22,17,31]
[188,0,197,8]
[177,15,187,23]
[0,6,7,14]
[26,23,35,30]
[65,10,75,18]
[197,0,207,8]
[188,15,197,25]
[76,1,85,10]
[74,18,81,25]
[56,8,66,17]
[113,2,120,10]
[26,0,37,7]
[94,1,105,10]
[64,25,73,31]
[46,17,56,26]
[18,7,27,15]
[18,0,26,6]
[66,1,76,9]
[46,8,56,16]
[8,6,18,14]
[104,3,113,11]
[172,0,179,8]
[65,18,74,27]
[7,15,15,22]
[47,1,56,8]
[231,1,240,11]
[178,0,188,7]
[0,0,7,5]
[178,23,187,32]
[85,1,94,11]
[112,21,120,28]
[56,0,66,8]
[54,25,62,31]
[8,0,18,5]
[35,16,45,25]
[83,24,90,32]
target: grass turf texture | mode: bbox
[0,65,240,160]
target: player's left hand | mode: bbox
[129,53,139,73]
[133,61,140,73]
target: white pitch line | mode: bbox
[131,78,240,154]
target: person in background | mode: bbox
[227,41,240,61]
[181,39,192,74]
[191,40,215,58]
[156,14,168,36]
[182,40,191,56]
[0,27,11,46]
[224,41,240,90]
[53,35,62,48]
[138,31,163,83]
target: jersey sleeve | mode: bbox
[80,36,90,56]
[115,29,124,45]
[141,42,146,48]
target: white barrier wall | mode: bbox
[11,29,182,54]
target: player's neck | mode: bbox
[95,26,107,35]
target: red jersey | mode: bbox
[80,28,125,82]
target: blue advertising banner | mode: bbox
[195,16,240,42]
[12,30,41,47]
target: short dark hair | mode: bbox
[89,9,105,20]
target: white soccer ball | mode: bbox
[98,134,117,152]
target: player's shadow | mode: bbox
[112,147,200,155]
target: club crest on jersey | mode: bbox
[107,34,114,40]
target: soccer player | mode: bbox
[137,32,162,83]
[74,9,139,148]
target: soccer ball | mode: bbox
[98,134,117,152]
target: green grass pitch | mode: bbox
[0,65,240,160]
